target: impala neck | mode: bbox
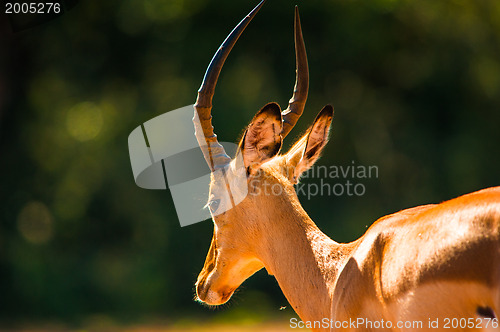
[255,193,355,323]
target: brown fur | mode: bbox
[195,115,500,331]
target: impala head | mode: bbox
[194,1,334,306]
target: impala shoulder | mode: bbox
[466,186,500,198]
[455,187,500,215]
[436,186,500,213]
[350,206,433,273]
[332,232,392,319]
[433,186,500,233]
[367,204,437,232]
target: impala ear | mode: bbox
[286,105,334,183]
[238,102,283,173]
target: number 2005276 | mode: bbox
[5,2,61,14]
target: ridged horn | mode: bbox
[281,6,309,138]
[193,0,266,171]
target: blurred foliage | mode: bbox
[0,0,499,328]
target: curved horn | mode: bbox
[281,6,309,138]
[194,0,266,171]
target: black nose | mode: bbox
[196,281,208,301]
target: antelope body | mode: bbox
[192,1,500,330]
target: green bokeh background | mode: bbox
[1,0,499,328]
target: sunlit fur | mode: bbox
[195,119,500,331]
[193,4,500,329]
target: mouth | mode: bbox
[196,282,235,305]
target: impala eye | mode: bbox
[209,199,221,213]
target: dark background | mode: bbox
[0,0,499,329]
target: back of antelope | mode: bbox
[191,1,500,331]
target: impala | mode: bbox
[192,1,500,330]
